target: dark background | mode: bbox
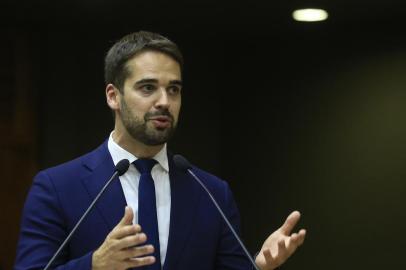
[1,0,406,269]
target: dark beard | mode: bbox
[120,99,177,146]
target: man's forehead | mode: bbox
[126,52,180,77]
[129,51,180,69]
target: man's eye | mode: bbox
[168,86,181,95]
[140,84,156,92]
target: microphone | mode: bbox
[43,159,130,270]
[173,155,260,270]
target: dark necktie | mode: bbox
[133,159,161,269]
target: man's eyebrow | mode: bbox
[134,78,158,85]
[134,79,183,86]
[169,80,183,86]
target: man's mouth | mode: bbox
[148,116,172,129]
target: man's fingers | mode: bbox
[279,211,301,235]
[109,207,141,239]
[125,256,156,268]
[119,206,134,226]
[110,224,141,240]
[290,229,306,247]
[263,247,282,268]
[289,233,298,244]
[115,233,148,250]
[286,229,306,254]
[277,239,287,257]
[297,229,306,246]
[263,248,275,264]
[118,244,154,260]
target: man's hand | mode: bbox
[92,206,155,270]
[255,211,306,270]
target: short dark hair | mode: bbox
[104,31,184,92]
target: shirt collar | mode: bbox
[107,131,169,172]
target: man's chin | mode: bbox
[141,131,173,146]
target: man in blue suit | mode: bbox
[15,31,306,270]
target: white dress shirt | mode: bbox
[107,132,171,264]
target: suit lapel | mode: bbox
[81,142,127,231]
[164,155,202,270]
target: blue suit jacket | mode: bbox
[15,142,251,270]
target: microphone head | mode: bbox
[115,159,130,176]
[173,154,192,172]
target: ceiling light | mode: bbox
[292,8,328,22]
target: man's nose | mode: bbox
[155,88,170,109]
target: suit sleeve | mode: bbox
[14,171,93,270]
[215,181,252,270]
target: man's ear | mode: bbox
[106,84,121,110]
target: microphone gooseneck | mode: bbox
[173,155,260,270]
[43,159,130,270]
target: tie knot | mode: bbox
[133,159,157,174]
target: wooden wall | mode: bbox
[0,29,37,270]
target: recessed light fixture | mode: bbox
[292,8,329,22]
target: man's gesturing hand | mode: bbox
[92,206,155,270]
[255,211,306,270]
